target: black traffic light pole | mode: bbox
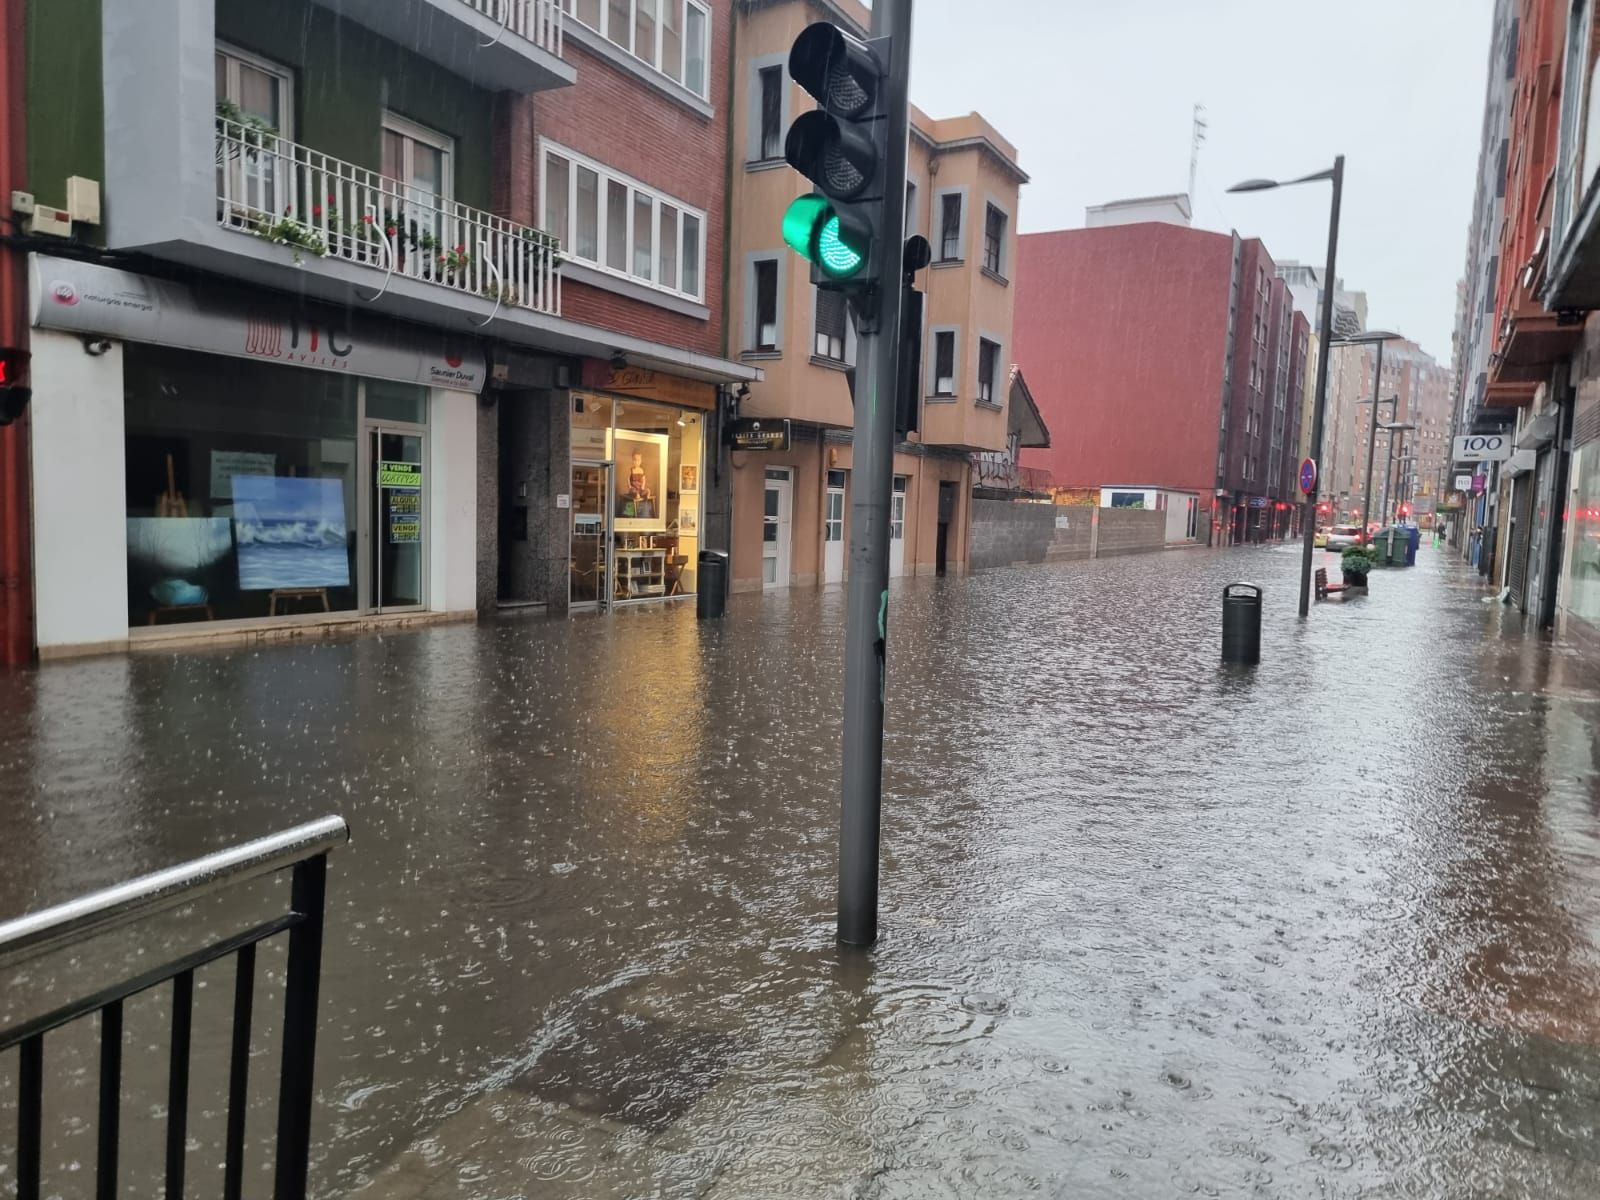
[837,0,912,948]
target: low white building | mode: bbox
[1097,485,1202,544]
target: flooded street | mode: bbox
[6,544,1600,1197]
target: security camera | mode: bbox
[82,337,113,357]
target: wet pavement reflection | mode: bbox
[6,544,1600,1196]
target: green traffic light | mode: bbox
[782,194,867,280]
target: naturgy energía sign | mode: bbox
[1452,433,1513,463]
[29,255,485,393]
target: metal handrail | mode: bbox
[0,815,349,966]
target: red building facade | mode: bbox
[1015,221,1308,543]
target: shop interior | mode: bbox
[570,392,704,607]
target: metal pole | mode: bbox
[838,0,912,948]
[1299,155,1342,617]
[1381,426,1399,527]
[1359,342,1386,543]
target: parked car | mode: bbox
[1325,524,1364,551]
[1314,527,1329,548]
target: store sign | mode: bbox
[1452,433,1512,463]
[30,255,485,392]
[580,359,717,410]
[1472,474,1487,494]
[380,461,422,544]
[1454,473,1474,491]
[729,417,791,452]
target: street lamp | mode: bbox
[1229,156,1344,618]
[1334,329,1406,543]
[1380,422,1417,526]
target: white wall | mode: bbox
[31,329,130,651]
[428,388,478,614]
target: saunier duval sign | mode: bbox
[729,417,792,451]
[29,254,485,392]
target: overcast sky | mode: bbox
[907,0,1493,365]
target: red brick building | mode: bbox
[1015,218,1308,544]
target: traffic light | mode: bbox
[781,22,892,299]
[0,348,30,427]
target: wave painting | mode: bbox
[233,475,351,590]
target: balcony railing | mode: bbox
[217,118,562,318]
[463,0,564,57]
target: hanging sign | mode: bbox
[1452,433,1512,463]
[1454,473,1473,491]
[729,417,792,451]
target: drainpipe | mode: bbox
[0,0,32,666]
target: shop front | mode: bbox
[567,362,715,611]
[29,255,483,656]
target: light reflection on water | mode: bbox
[4,546,1600,1196]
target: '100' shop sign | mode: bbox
[30,254,484,392]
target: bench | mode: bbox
[1314,567,1347,600]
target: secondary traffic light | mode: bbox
[0,348,30,427]
[781,22,891,296]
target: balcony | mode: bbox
[309,0,575,92]
[216,119,561,319]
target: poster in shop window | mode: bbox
[611,431,668,533]
[381,462,423,544]
[232,475,351,590]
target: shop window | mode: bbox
[123,346,361,627]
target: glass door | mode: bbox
[570,461,611,609]
[369,428,426,611]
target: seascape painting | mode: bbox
[232,476,351,590]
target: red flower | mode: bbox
[362,214,375,224]
[385,225,397,236]
[327,193,336,203]
[454,244,466,255]
[312,205,322,217]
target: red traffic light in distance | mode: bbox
[0,347,32,427]
[0,347,27,386]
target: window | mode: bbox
[753,259,778,351]
[815,290,847,361]
[890,476,907,540]
[939,193,963,261]
[983,203,1007,276]
[1110,492,1146,509]
[977,338,1000,405]
[826,470,846,543]
[565,0,710,99]
[758,66,783,160]
[541,141,707,302]
[932,330,955,396]
[216,43,292,137]
[376,113,448,208]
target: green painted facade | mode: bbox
[26,0,105,216]
[24,0,495,217]
[217,0,496,212]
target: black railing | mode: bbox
[0,815,350,1200]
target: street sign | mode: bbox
[1454,473,1473,490]
[728,417,792,452]
[1453,433,1512,463]
[1298,458,1317,495]
[1248,496,1268,508]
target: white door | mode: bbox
[824,469,846,584]
[763,468,793,590]
[889,475,908,578]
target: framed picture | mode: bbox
[678,505,698,534]
[611,429,669,533]
[680,464,699,494]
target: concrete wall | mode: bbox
[970,501,1167,570]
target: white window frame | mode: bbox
[216,41,295,140]
[539,139,707,303]
[930,326,959,397]
[565,0,711,100]
[382,112,455,203]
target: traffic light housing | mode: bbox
[781,22,892,297]
[0,348,30,427]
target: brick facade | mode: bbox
[493,6,733,358]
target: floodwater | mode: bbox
[6,544,1600,1197]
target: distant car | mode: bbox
[1314,527,1329,548]
[1325,524,1364,551]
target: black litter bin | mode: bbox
[697,549,729,619]
[1222,582,1262,665]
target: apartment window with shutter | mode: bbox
[939,193,963,261]
[753,259,778,351]
[758,66,783,160]
[815,290,847,361]
[932,330,955,396]
[983,203,1006,275]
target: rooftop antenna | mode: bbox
[1189,103,1208,205]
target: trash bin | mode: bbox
[1405,526,1420,566]
[696,549,728,620]
[1221,582,1262,665]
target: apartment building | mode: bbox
[14,0,758,658]
[723,0,1026,592]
